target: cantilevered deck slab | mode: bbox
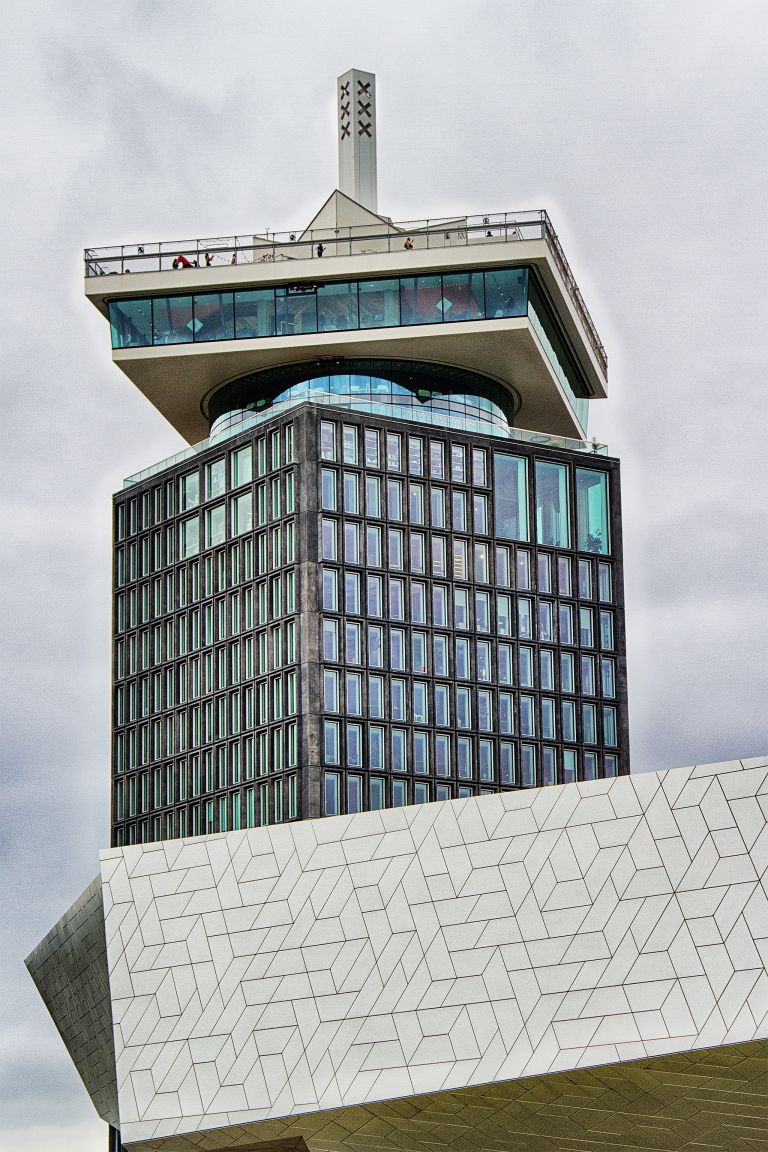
[85,219,607,445]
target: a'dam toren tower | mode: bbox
[100,65,628,845]
[25,72,768,1152]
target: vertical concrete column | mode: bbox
[337,69,378,212]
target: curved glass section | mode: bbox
[206,359,519,437]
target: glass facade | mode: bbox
[109,266,528,348]
[207,359,519,436]
[313,408,627,817]
[111,402,626,846]
[111,418,300,847]
[107,266,592,431]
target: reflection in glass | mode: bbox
[443,271,485,321]
[153,296,193,344]
[359,279,400,328]
[484,267,527,318]
[234,289,275,338]
[318,281,358,331]
[109,299,152,347]
[193,293,233,341]
[576,468,610,554]
[535,461,569,548]
[494,454,529,540]
[275,288,317,335]
[400,276,442,325]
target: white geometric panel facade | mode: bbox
[95,756,768,1148]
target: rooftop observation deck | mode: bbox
[85,210,606,376]
[85,205,608,446]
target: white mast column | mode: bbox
[337,69,378,212]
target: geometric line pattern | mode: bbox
[129,1037,768,1152]
[25,877,118,1125]
[97,756,768,1147]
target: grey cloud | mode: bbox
[2,2,767,1148]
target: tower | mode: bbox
[87,72,628,849]
[26,72,768,1152]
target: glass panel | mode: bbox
[366,777,383,809]
[578,559,592,598]
[343,472,358,514]
[179,471,200,510]
[521,744,536,787]
[231,446,252,488]
[558,556,572,596]
[601,657,616,697]
[321,468,337,510]
[348,775,363,813]
[600,610,615,650]
[441,271,485,322]
[451,444,465,482]
[234,289,276,337]
[562,700,576,742]
[153,296,193,344]
[323,723,340,764]
[535,461,570,548]
[193,293,234,341]
[206,458,226,500]
[500,742,515,784]
[576,469,610,554]
[324,770,340,814]
[400,276,443,325]
[109,299,152,348]
[320,421,336,461]
[205,504,225,547]
[275,287,317,335]
[598,562,613,602]
[358,279,400,328]
[484,267,527,318]
[179,517,199,559]
[392,779,407,807]
[323,670,339,711]
[317,281,358,331]
[583,704,597,744]
[414,732,429,774]
[494,454,529,540]
[231,492,253,536]
[519,646,534,687]
[408,437,424,475]
[583,752,598,780]
[342,425,358,464]
[516,549,531,589]
[435,735,450,777]
[369,725,384,768]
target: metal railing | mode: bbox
[123,397,607,489]
[85,210,607,373]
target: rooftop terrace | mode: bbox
[85,209,607,375]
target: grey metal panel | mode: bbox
[25,877,118,1125]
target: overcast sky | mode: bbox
[1,2,767,1149]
